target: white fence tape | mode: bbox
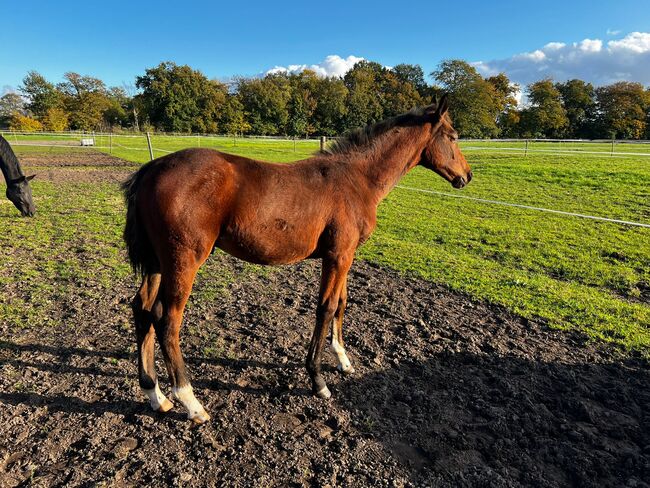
[395,186,650,229]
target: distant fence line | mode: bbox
[0,129,325,141]
[4,129,650,145]
[5,130,650,160]
[3,130,648,229]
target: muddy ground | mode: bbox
[0,152,648,487]
[18,151,138,183]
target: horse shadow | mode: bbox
[339,351,650,487]
[1,339,648,486]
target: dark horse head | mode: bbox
[6,175,36,217]
[0,135,36,217]
[419,94,473,189]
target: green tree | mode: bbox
[57,72,112,131]
[392,64,429,97]
[136,62,227,133]
[237,74,291,135]
[486,73,519,134]
[519,79,568,138]
[20,71,61,117]
[103,87,130,128]
[556,79,595,137]
[432,59,501,138]
[220,95,250,135]
[343,61,385,130]
[312,76,348,136]
[287,71,318,137]
[0,93,25,126]
[594,82,649,139]
[380,70,424,117]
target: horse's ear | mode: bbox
[436,93,449,117]
[26,174,36,181]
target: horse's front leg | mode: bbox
[155,249,211,424]
[306,253,353,398]
[331,280,354,375]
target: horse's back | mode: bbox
[136,147,365,265]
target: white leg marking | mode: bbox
[143,382,171,411]
[316,385,332,399]
[172,384,210,423]
[331,335,354,374]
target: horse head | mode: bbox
[419,94,473,189]
[6,174,36,217]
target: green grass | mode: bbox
[0,180,131,328]
[3,139,649,355]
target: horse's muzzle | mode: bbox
[452,176,467,189]
[452,171,472,189]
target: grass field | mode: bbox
[2,135,649,354]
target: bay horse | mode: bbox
[0,135,35,217]
[122,95,472,423]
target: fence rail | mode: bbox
[4,130,649,229]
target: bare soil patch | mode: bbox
[20,151,137,183]
[20,151,138,167]
[0,256,647,487]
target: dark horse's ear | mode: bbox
[26,174,36,181]
[436,93,449,117]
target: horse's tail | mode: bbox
[122,162,158,277]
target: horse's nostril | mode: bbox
[467,171,473,182]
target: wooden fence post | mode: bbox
[320,136,327,152]
[524,139,529,157]
[146,132,154,161]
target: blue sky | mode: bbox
[2,0,650,92]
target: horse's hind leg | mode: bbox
[133,273,174,412]
[331,280,355,375]
[155,248,210,424]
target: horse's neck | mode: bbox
[0,137,24,183]
[359,125,429,205]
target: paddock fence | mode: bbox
[4,130,650,159]
[3,130,650,229]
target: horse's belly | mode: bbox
[216,223,320,265]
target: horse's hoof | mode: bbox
[315,385,332,399]
[157,398,174,413]
[189,409,211,424]
[337,363,356,375]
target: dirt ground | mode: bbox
[19,151,138,183]
[0,153,648,487]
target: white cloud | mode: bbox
[578,38,602,52]
[608,31,650,53]
[607,29,621,36]
[266,54,365,78]
[474,31,650,87]
[544,42,566,50]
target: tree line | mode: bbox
[2,60,650,139]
